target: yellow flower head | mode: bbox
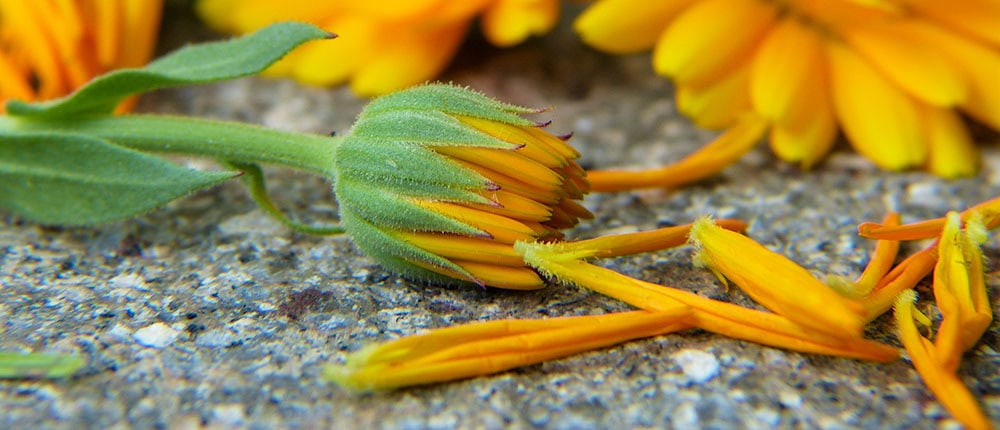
[576,0,1000,178]
[0,0,163,111]
[196,0,559,96]
[334,84,591,290]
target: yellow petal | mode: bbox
[903,0,1000,46]
[450,260,545,290]
[653,0,777,86]
[767,81,837,169]
[750,17,826,127]
[351,21,469,96]
[827,40,926,170]
[932,212,993,371]
[838,19,967,106]
[919,104,980,178]
[284,16,370,87]
[517,240,899,362]
[893,291,991,430]
[415,200,537,244]
[689,217,867,338]
[397,232,524,266]
[586,113,767,191]
[901,19,1000,130]
[481,0,559,47]
[117,0,164,68]
[675,60,752,130]
[574,0,695,54]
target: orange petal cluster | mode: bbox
[0,0,162,112]
[196,0,559,96]
[578,0,1000,190]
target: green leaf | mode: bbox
[5,22,332,119]
[0,132,236,225]
[0,352,85,379]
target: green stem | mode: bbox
[0,114,341,177]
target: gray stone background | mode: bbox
[2,4,998,429]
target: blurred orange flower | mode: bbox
[196,0,559,96]
[577,0,1000,189]
[0,0,163,112]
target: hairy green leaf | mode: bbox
[5,22,331,118]
[0,132,236,225]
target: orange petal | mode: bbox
[327,310,689,391]
[862,244,937,321]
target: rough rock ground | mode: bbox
[2,6,998,430]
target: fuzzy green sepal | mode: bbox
[360,83,537,126]
[339,206,477,285]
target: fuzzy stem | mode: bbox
[0,114,341,177]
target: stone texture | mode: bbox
[2,5,999,430]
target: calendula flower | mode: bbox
[334,83,591,290]
[0,0,163,112]
[577,0,1000,190]
[196,0,559,96]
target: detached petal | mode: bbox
[894,291,991,430]
[932,212,992,371]
[574,0,694,54]
[689,217,867,337]
[827,40,926,170]
[586,113,767,191]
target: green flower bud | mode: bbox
[334,84,592,289]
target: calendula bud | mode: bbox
[334,84,592,289]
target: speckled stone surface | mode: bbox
[2,6,999,430]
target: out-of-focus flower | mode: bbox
[333,83,591,290]
[196,0,559,96]
[577,0,1000,190]
[0,0,163,112]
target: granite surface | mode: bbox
[2,6,999,430]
